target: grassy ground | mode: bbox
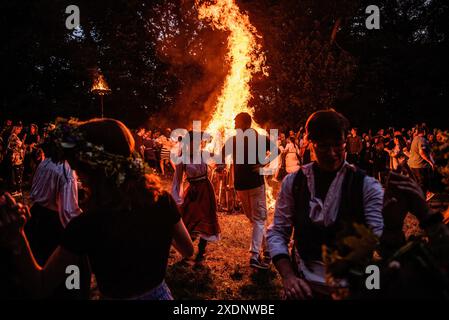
[20,174,441,300]
[163,208,426,300]
[162,174,283,300]
[166,212,283,300]
[161,175,430,300]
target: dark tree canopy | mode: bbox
[1,0,448,130]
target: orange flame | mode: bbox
[196,0,268,136]
[91,73,111,95]
[196,0,276,209]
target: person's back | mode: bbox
[228,129,271,190]
[61,191,180,298]
[408,135,430,169]
[0,118,194,300]
[30,158,81,227]
[221,112,278,269]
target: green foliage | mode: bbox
[323,223,379,280]
[1,0,177,127]
[1,0,448,130]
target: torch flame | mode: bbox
[91,73,111,95]
[196,0,276,209]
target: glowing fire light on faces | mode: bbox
[196,0,276,209]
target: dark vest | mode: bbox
[292,166,366,261]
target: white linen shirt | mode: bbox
[30,158,82,227]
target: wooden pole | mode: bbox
[100,95,104,118]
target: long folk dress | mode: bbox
[172,161,220,241]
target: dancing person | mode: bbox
[172,131,220,262]
[267,109,384,299]
[219,112,278,269]
[24,140,90,299]
[0,118,194,299]
[26,151,82,264]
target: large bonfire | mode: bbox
[195,0,275,208]
[195,0,268,135]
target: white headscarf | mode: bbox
[301,161,355,226]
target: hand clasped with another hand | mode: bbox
[0,193,31,249]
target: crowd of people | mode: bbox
[0,120,45,197]
[273,123,448,199]
[0,118,194,300]
[0,110,448,300]
[132,127,178,177]
[0,120,183,196]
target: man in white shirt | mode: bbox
[25,158,82,265]
[267,109,384,299]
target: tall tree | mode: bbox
[1,0,448,130]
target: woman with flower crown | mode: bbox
[172,131,220,262]
[0,118,194,299]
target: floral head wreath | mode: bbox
[48,118,148,186]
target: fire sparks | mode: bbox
[196,0,276,209]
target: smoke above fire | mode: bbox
[151,0,268,132]
[151,0,275,208]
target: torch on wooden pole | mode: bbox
[90,72,111,118]
[100,95,104,118]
